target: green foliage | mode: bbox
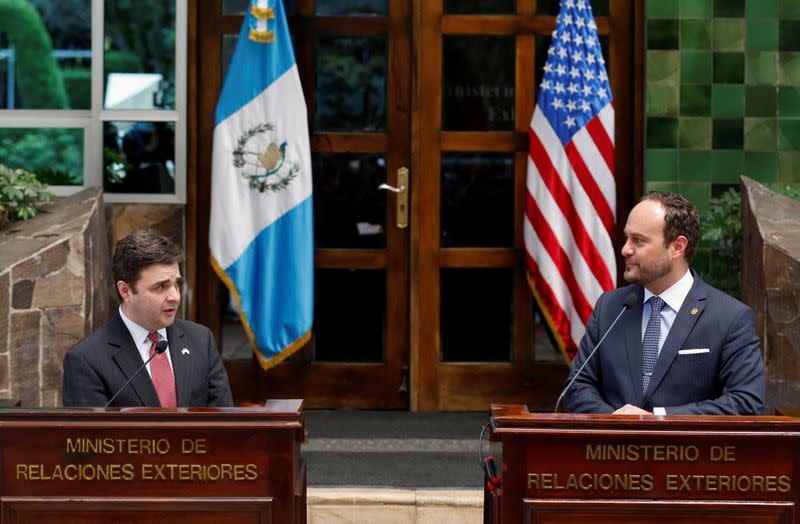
[0,0,69,108]
[105,50,143,76]
[103,146,130,185]
[0,163,52,227]
[700,188,742,298]
[0,128,83,185]
[104,0,176,82]
[61,67,91,109]
[315,37,386,131]
[28,0,90,50]
[768,183,800,202]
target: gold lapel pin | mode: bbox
[690,307,699,316]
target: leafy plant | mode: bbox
[0,128,83,184]
[700,188,742,298]
[0,164,53,228]
[768,183,800,203]
[0,0,69,109]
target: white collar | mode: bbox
[119,306,168,345]
[643,269,694,313]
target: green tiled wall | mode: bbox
[645,0,800,276]
[645,0,800,204]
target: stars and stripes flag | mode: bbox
[524,0,617,362]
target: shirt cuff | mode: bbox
[653,407,667,416]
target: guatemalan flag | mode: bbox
[209,0,313,370]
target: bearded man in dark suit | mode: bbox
[63,229,233,407]
[564,192,765,415]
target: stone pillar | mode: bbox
[0,188,114,406]
[741,177,800,413]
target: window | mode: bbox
[0,0,186,202]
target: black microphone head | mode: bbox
[155,340,169,354]
[623,292,638,309]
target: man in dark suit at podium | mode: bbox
[564,192,765,416]
[62,229,233,407]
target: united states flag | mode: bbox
[524,0,616,362]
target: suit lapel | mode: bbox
[624,286,645,405]
[167,322,192,407]
[109,313,160,407]
[643,275,708,403]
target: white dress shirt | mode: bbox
[118,307,174,377]
[641,269,694,356]
[641,269,694,416]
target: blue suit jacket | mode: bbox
[564,272,765,415]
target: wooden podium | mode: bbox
[0,400,305,523]
[486,404,800,524]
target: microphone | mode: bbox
[105,340,169,408]
[553,292,637,413]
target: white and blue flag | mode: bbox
[210,0,312,370]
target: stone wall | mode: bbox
[104,204,183,254]
[104,203,185,317]
[0,188,114,406]
[741,177,800,413]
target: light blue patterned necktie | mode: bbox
[642,296,664,393]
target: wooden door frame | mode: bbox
[187,0,412,409]
[186,0,645,411]
[409,0,646,411]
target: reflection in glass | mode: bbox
[222,34,238,83]
[441,269,512,362]
[223,0,296,15]
[313,154,386,249]
[441,154,514,247]
[316,0,386,15]
[443,36,515,131]
[533,309,561,362]
[0,0,90,109]
[103,121,175,194]
[0,128,83,185]
[315,37,386,132]
[104,0,176,109]
[444,0,514,15]
[534,35,552,92]
[314,269,385,362]
[536,0,609,16]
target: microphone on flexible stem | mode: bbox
[553,292,638,413]
[104,340,169,408]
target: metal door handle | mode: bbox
[378,167,408,229]
[378,183,405,193]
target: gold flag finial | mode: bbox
[251,4,274,20]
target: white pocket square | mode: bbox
[181,348,190,355]
[678,348,709,355]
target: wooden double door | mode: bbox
[191,0,641,411]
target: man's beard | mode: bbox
[623,255,672,285]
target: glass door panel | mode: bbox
[195,0,638,411]
[198,0,410,409]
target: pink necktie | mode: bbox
[147,332,177,407]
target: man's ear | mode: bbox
[672,235,689,259]
[117,280,132,303]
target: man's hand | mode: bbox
[613,404,651,415]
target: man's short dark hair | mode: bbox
[640,191,700,263]
[112,229,184,293]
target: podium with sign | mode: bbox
[485,404,800,524]
[0,400,305,523]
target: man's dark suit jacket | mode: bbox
[62,312,233,407]
[564,271,765,415]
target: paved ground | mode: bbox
[303,410,492,488]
